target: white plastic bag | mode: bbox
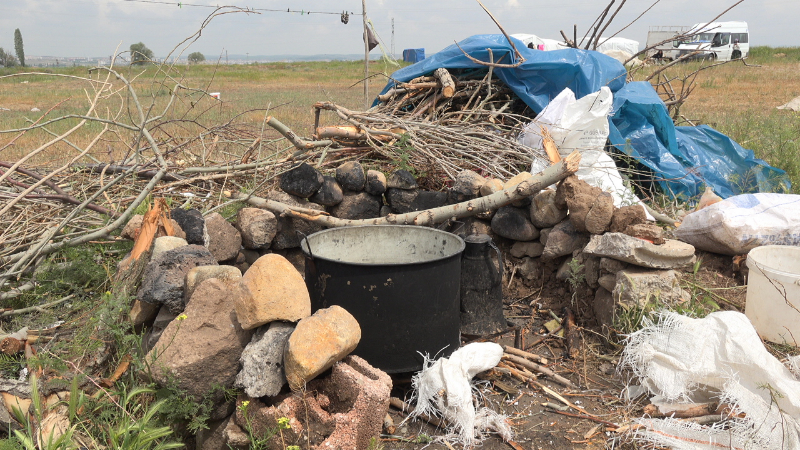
[519,86,612,157]
[408,342,511,447]
[621,310,800,450]
[676,193,800,255]
[520,87,653,218]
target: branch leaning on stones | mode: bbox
[233,151,581,228]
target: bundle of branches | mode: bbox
[307,67,549,183]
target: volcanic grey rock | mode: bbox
[171,208,206,245]
[331,191,382,220]
[556,258,573,280]
[137,245,218,314]
[593,287,614,328]
[236,208,278,249]
[584,255,600,289]
[410,190,448,211]
[583,233,696,269]
[542,220,589,261]
[449,170,485,203]
[600,257,628,274]
[205,212,242,262]
[280,163,324,198]
[387,170,417,189]
[365,170,387,196]
[335,161,366,191]
[517,257,541,281]
[385,188,418,214]
[234,321,295,397]
[510,241,544,258]
[539,227,552,247]
[490,206,539,241]
[309,176,344,207]
[598,274,616,292]
[266,190,324,250]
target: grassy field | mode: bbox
[1,47,798,191]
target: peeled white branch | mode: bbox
[233,151,580,228]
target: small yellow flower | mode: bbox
[277,416,291,429]
[176,313,188,321]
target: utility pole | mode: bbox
[362,0,369,110]
[391,18,395,58]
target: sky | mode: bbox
[0,0,797,59]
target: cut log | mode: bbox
[434,68,456,98]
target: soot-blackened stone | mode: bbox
[310,176,344,207]
[335,161,366,192]
[280,163,324,198]
[171,207,205,245]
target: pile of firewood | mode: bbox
[303,67,549,184]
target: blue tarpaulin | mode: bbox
[402,48,426,63]
[379,35,789,199]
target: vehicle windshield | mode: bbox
[675,32,715,46]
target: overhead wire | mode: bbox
[120,0,360,16]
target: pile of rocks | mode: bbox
[115,161,695,448]
[126,233,390,449]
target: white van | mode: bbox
[673,21,749,62]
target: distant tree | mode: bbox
[0,47,18,67]
[130,42,153,65]
[14,29,24,67]
[187,52,205,64]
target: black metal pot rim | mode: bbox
[299,224,466,267]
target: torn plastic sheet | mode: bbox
[407,342,511,447]
[377,36,789,200]
[520,86,654,220]
[621,310,800,450]
[608,82,790,200]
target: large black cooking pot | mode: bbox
[301,225,465,373]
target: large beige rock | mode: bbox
[284,305,361,390]
[234,254,311,330]
[184,265,242,305]
[147,278,254,401]
[479,178,504,197]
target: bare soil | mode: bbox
[381,245,749,450]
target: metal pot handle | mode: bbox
[296,230,313,260]
[488,239,503,281]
